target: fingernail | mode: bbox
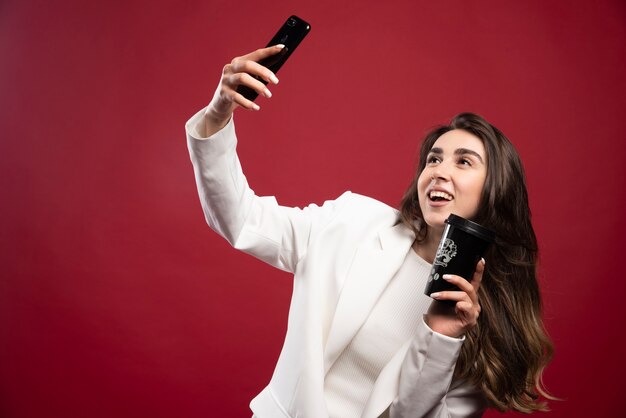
[269,74,279,84]
[431,292,440,299]
[264,88,272,98]
[252,103,260,111]
[276,44,285,49]
[442,274,452,281]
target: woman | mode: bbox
[186,45,554,417]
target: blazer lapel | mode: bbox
[323,223,415,374]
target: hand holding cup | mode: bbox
[426,258,485,338]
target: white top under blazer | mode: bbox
[324,249,432,417]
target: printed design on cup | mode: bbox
[428,238,457,282]
[427,238,459,283]
[428,268,439,282]
[434,238,458,267]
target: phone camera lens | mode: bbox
[287,18,296,27]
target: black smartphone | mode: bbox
[237,15,311,101]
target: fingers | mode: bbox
[435,258,486,301]
[471,258,486,291]
[426,260,486,335]
[217,45,283,113]
[205,45,285,128]
[430,264,484,317]
[230,91,261,111]
[212,74,263,113]
[227,72,273,99]
[430,288,480,325]
[240,44,285,67]
[430,279,479,311]
[228,59,280,85]
[430,289,469,303]
[455,300,480,322]
[438,273,475,299]
[230,45,284,84]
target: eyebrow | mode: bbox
[428,147,485,164]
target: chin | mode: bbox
[422,213,448,231]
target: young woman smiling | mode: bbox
[186,45,554,417]
[400,113,554,413]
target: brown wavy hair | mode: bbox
[399,113,555,412]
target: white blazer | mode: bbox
[186,109,485,418]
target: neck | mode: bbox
[412,227,443,264]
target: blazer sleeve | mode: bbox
[186,108,348,273]
[388,318,486,418]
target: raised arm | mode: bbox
[187,46,349,273]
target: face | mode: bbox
[417,129,488,235]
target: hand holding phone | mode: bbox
[202,16,310,136]
[236,15,311,101]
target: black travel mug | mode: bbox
[424,214,495,300]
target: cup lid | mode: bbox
[445,214,496,242]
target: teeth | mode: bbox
[430,191,453,200]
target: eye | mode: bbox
[457,156,473,166]
[427,155,440,164]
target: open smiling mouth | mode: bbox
[429,191,453,202]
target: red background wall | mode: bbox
[1,1,625,417]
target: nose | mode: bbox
[432,162,451,181]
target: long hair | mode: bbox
[399,113,555,412]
